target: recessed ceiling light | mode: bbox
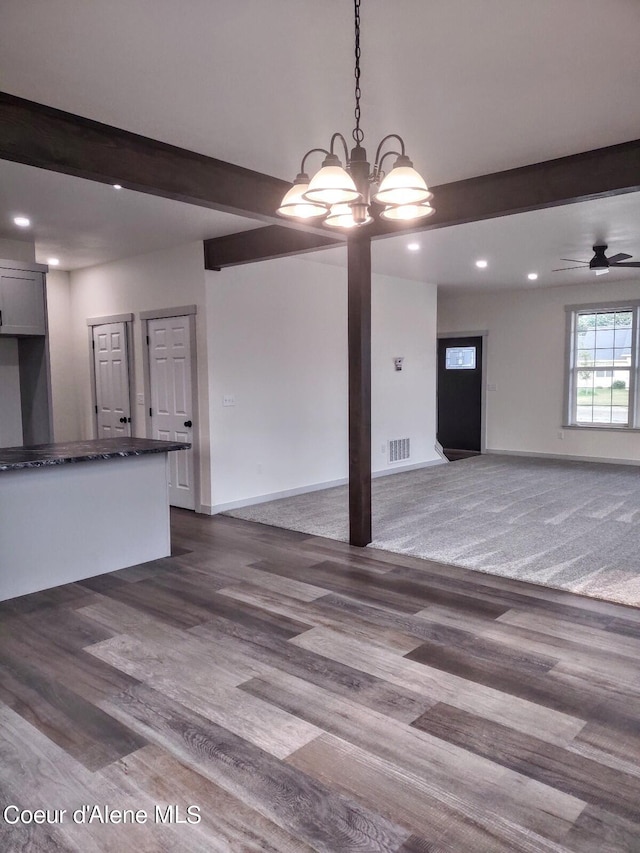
[527,272,538,281]
[475,259,488,269]
[407,243,420,252]
[113,184,122,190]
[47,258,60,266]
[13,216,30,227]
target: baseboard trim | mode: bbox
[372,458,445,478]
[434,440,448,462]
[207,458,445,515]
[486,448,640,467]
[209,477,348,515]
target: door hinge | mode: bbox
[146,335,150,346]
[95,404,98,414]
[149,407,152,417]
[92,339,95,350]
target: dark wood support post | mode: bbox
[347,232,372,547]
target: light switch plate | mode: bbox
[223,395,236,407]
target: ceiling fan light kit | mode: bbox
[277,0,434,229]
[553,244,640,274]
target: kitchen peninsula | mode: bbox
[0,437,190,601]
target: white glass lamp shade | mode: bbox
[379,202,436,222]
[276,182,328,219]
[324,203,372,228]
[373,166,433,206]
[304,166,361,206]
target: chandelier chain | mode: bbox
[353,0,364,145]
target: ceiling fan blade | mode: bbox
[611,262,640,268]
[560,258,588,264]
[607,253,632,264]
[552,265,588,272]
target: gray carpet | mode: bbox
[226,455,640,607]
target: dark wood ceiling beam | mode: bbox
[368,136,640,240]
[204,225,342,270]
[0,91,332,231]
[204,137,640,267]
[10,92,637,270]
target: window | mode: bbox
[445,346,476,370]
[565,302,640,428]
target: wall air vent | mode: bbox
[388,438,410,463]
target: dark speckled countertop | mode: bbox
[0,437,191,471]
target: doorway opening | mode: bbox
[437,334,485,461]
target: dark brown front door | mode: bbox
[437,336,482,458]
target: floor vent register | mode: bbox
[389,438,410,463]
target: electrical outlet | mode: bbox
[487,383,497,391]
[558,430,564,440]
[223,395,236,407]
[137,393,144,405]
[381,443,386,454]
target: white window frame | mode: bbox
[564,299,640,430]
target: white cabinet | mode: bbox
[0,268,46,336]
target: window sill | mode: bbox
[563,424,640,433]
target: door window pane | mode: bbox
[446,346,476,370]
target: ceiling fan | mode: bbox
[553,244,640,276]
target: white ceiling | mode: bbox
[0,161,264,270]
[1,0,640,282]
[307,193,640,293]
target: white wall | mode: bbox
[0,338,23,446]
[206,255,439,511]
[372,272,438,472]
[56,241,212,506]
[438,278,640,462]
[46,269,78,442]
[205,257,348,510]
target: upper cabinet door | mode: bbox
[0,271,46,336]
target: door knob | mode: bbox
[119,417,127,423]
[184,420,192,428]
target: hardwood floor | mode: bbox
[1,509,640,852]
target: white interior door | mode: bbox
[148,316,195,510]
[93,322,131,437]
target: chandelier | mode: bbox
[277,0,435,229]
